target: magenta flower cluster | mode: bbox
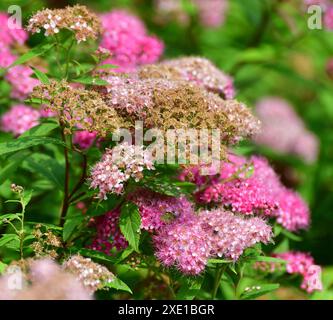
[0,104,40,136]
[89,208,128,255]
[100,10,164,72]
[180,153,310,231]
[276,252,323,293]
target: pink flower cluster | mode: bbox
[73,130,97,150]
[254,97,319,164]
[5,65,40,100]
[0,13,39,100]
[180,153,310,231]
[128,189,194,231]
[90,143,155,199]
[89,209,128,255]
[193,0,229,28]
[154,208,272,274]
[0,13,27,47]
[100,10,164,72]
[276,252,323,293]
[1,104,40,136]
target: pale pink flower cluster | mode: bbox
[74,130,97,150]
[0,259,91,300]
[159,56,235,99]
[154,208,272,274]
[100,10,164,72]
[90,143,155,199]
[5,65,40,100]
[154,0,190,25]
[254,97,319,164]
[193,0,229,28]
[1,104,40,136]
[89,209,128,255]
[128,189,194,231]
[180,153,310,231]
[276,252,323,293]
[324,6,333,29]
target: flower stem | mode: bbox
[60,128,70,227]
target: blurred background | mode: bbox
[0,0,332,298]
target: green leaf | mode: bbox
[9,43,55,67]
[20,121,58,138]
[72,76,109,86]
[78,248,118,264]
[281,229,302,242]
[97,64,117,70]
[30,66,50,84]
[0,137,66,156]
[119,202,141,252]
[0,151,30,183]
[246,256,287,264]
[105,278,132,294]
[63,215,84,242]
[23,153,64,189]
[240,283,280,300]
[176,277,203,300]
[22,189,33,207]
[142,178,183,197]
[0,234,20,247]
[0,213,20,225]
[0,261,7,274]
[208,259,233,264]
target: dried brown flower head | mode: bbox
[27,5,101,43]
[31,80,126,136]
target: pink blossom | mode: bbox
[90,143,155,199]
[74,130,97,150]
[0,13,28,47]
[275,252,322,293]
[1,104,40,136]
[6,66,40,100]
[180,153,311,231]
[0,46,16,68]
[193,0,229,28]
[254,97,319,164]
[128,189,193,231]
[324,6,333,29]
[89,209,128,255]
[100,10,164,72]
[153,207,272,274]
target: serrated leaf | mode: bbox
[20,121,58,138]
[0,234,20,247]
[119,202,141,252]
[63,215,84,242]
[30,66,50,84]
[105,278,132,294]
[208,259,233,264]
[0,213,20,225]
[0,136,66,156]
[240,283,280,300]
[0,151,30,183]
[9,43,55,67]
[22,190,33,207]
[281,229,302,242]
[247,256,287,264]
[78,248,118,264]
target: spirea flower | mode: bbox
[324,6,333,29]
[153,213,210,274]
[275,188,310,232]
[90,142,155,199]
[0,46,16,68]
[89,209,128,255]
[275,252,322,293]
[254,97,319,164]
[128,189,193,231]
[27,5,101,43]
[0,12,28,46]
[100,10,164,72]
[200,208,272,260]
[1,104,40,136]
[103,74,258,143]
[193,0,229,28]
[139,56,235,99]
[31,80,125,136]
[63,255,115,293]
[6,66,40,100]
[153,207,272,274]
[0,259,92,300]
[154,0,190,25]
[180,153,311,231]
[73,130,97,150]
